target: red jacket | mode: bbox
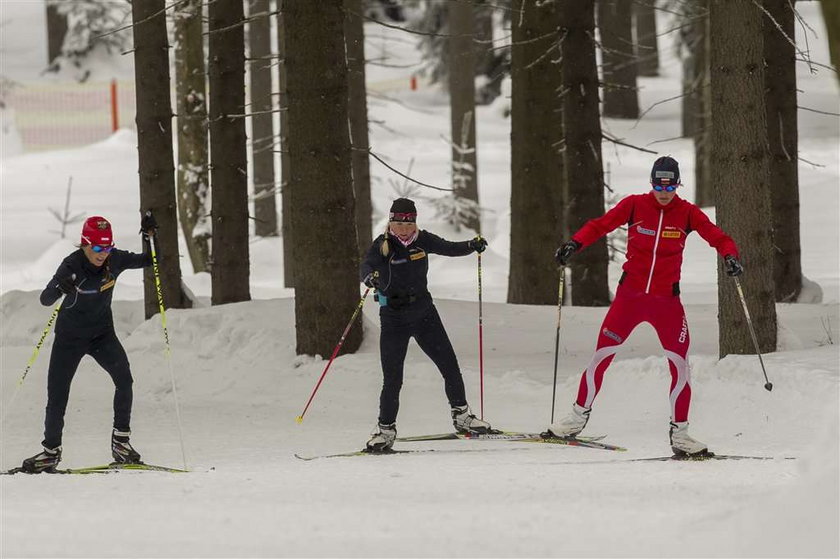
[572,192,739,296]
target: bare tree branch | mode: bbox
[365,149,453,192]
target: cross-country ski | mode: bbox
[1,462,189,475]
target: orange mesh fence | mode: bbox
[7,80,137,152]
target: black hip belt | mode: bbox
[375,291,429,309]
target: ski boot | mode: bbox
[111,430,142,464]
[546,403,591,438]
[451,405,493,434]
[669,421,712,457]
[365,423,397,453]
[21,445,62,473]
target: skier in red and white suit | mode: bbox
[548,156,744,456]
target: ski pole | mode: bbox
[0,299,63,427]
[733,276,773,392]
[149,231,189,468]
[477,251,485,419]
[20,302,62,387]
[296,283,374,423]
[550,267,566,423]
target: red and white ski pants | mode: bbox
[574,283,692,422]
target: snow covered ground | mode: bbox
[1,3,838,558]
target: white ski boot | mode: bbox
[366,423,397,453]
[547,403,591,438]
[451,405,493,434]
[669,421,710,456]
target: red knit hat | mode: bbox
[80,216,114,247]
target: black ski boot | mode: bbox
[21,446,62,473]
[111,430,142,464]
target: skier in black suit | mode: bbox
[21,212,157,473]
[360,198,492,452]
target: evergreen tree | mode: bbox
[283,0,363,357]
[507,0,564,305]
[562,0,610,306]
[764,0,802,302]
[248,0,279,238]
[634,0,659,76]
[448,0,480,233]
[710,0,776,356]
[345,0,373,249]
[173,0,211,273]
[598,0,639,119]
[46,0,131,80]
[131,0,191,317]
[208,0,251,305]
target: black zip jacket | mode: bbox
[40,247,152,337]
[360,230,474,308]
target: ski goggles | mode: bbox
[652,184,678,192]
[389,212,417,223]
[91,244,114,253]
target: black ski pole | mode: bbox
[551,268,566,423]
[733,276,773,392]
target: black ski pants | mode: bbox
[378,301,467,425]
[42,330,133,449]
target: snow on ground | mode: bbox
[1,3,838,558]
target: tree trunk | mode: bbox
[562,0,611,307]
[131,0,190,318]
[283,0,363,357]
[764,0,802,303]
[820,0,840,84]
[208,0,251,305]
[507,0,564,305]
[692,0,715,207]
[598,0,639,119]
[448,0,480,233]
[248,0,279,237]
[344,0,373,250]
[474,0,494,76]
[46,2,67,65]
[173,0,211,274]
[277,1,294,288]
[709,0,776,356]
[474,0,499,103]
[680,1,700,138]
[634,0,659,77]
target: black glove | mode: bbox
[140,210,158,238]
[363,271,379,289]
[724,255,743,277]
[468,236,488,254]
[555,240,581,266]
[56,274,76,295]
